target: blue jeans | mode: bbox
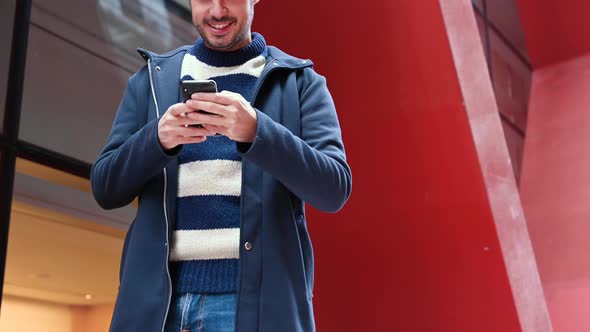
[164,293,237,332]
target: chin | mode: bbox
[208,41,235,51]
[211,38,243,51]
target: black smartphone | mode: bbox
[179,79,218,127]
[180,79,218,102]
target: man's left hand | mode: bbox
[185,91,257,143]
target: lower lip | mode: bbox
[208,23,232,36]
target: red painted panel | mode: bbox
[521,54,590,332]
[517,0,590,68]
[253,0,547,331]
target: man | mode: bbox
[91,0,351,331]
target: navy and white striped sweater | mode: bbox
[170,33,267,294]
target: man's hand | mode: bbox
[185,91,258,143]
[157,102,216,151]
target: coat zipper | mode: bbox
[147,58,173,332]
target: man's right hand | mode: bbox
[157,103,215,151]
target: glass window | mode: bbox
[3,1,194,327]
[18,0,195,163]
[490,28,532,133]
[487,0,531,64]
[0,0,17,132]
[18,24,131,163]
[472,0,483,11]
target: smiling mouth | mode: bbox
[205,18,236,34]
[209,22,231,30]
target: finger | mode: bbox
[176,136,208,144]
[191,92,234,105]
[174,126,216,137]
[202,124,227,136]
[202,124,225,133]
[168,111,223,129]
[186,100,231,117]
[167,103,193,116]
[186,109,228,126]
[219,90,238,96]
[170,113,207,126]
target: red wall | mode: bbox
[513,1,590,330]
[254,0,549,331]
[517,0,590,68]
[520,54,590,332]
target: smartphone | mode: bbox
[179,79,218,127]
[180,79,218,102]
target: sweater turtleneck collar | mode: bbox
[189,32,267,67]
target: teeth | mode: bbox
[211,23,229,29]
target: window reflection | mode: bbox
[486,0,531,64]
[97,0,190,55]
[18,0,195,164]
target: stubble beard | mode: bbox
[195,11,254,51]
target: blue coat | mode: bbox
[91,44,352,332]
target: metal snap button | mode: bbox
[244,242,253,251]
[156,65,161,71]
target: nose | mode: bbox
[209,0,228,19]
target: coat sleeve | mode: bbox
[239,68,352,212]
[91,68,180,210]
